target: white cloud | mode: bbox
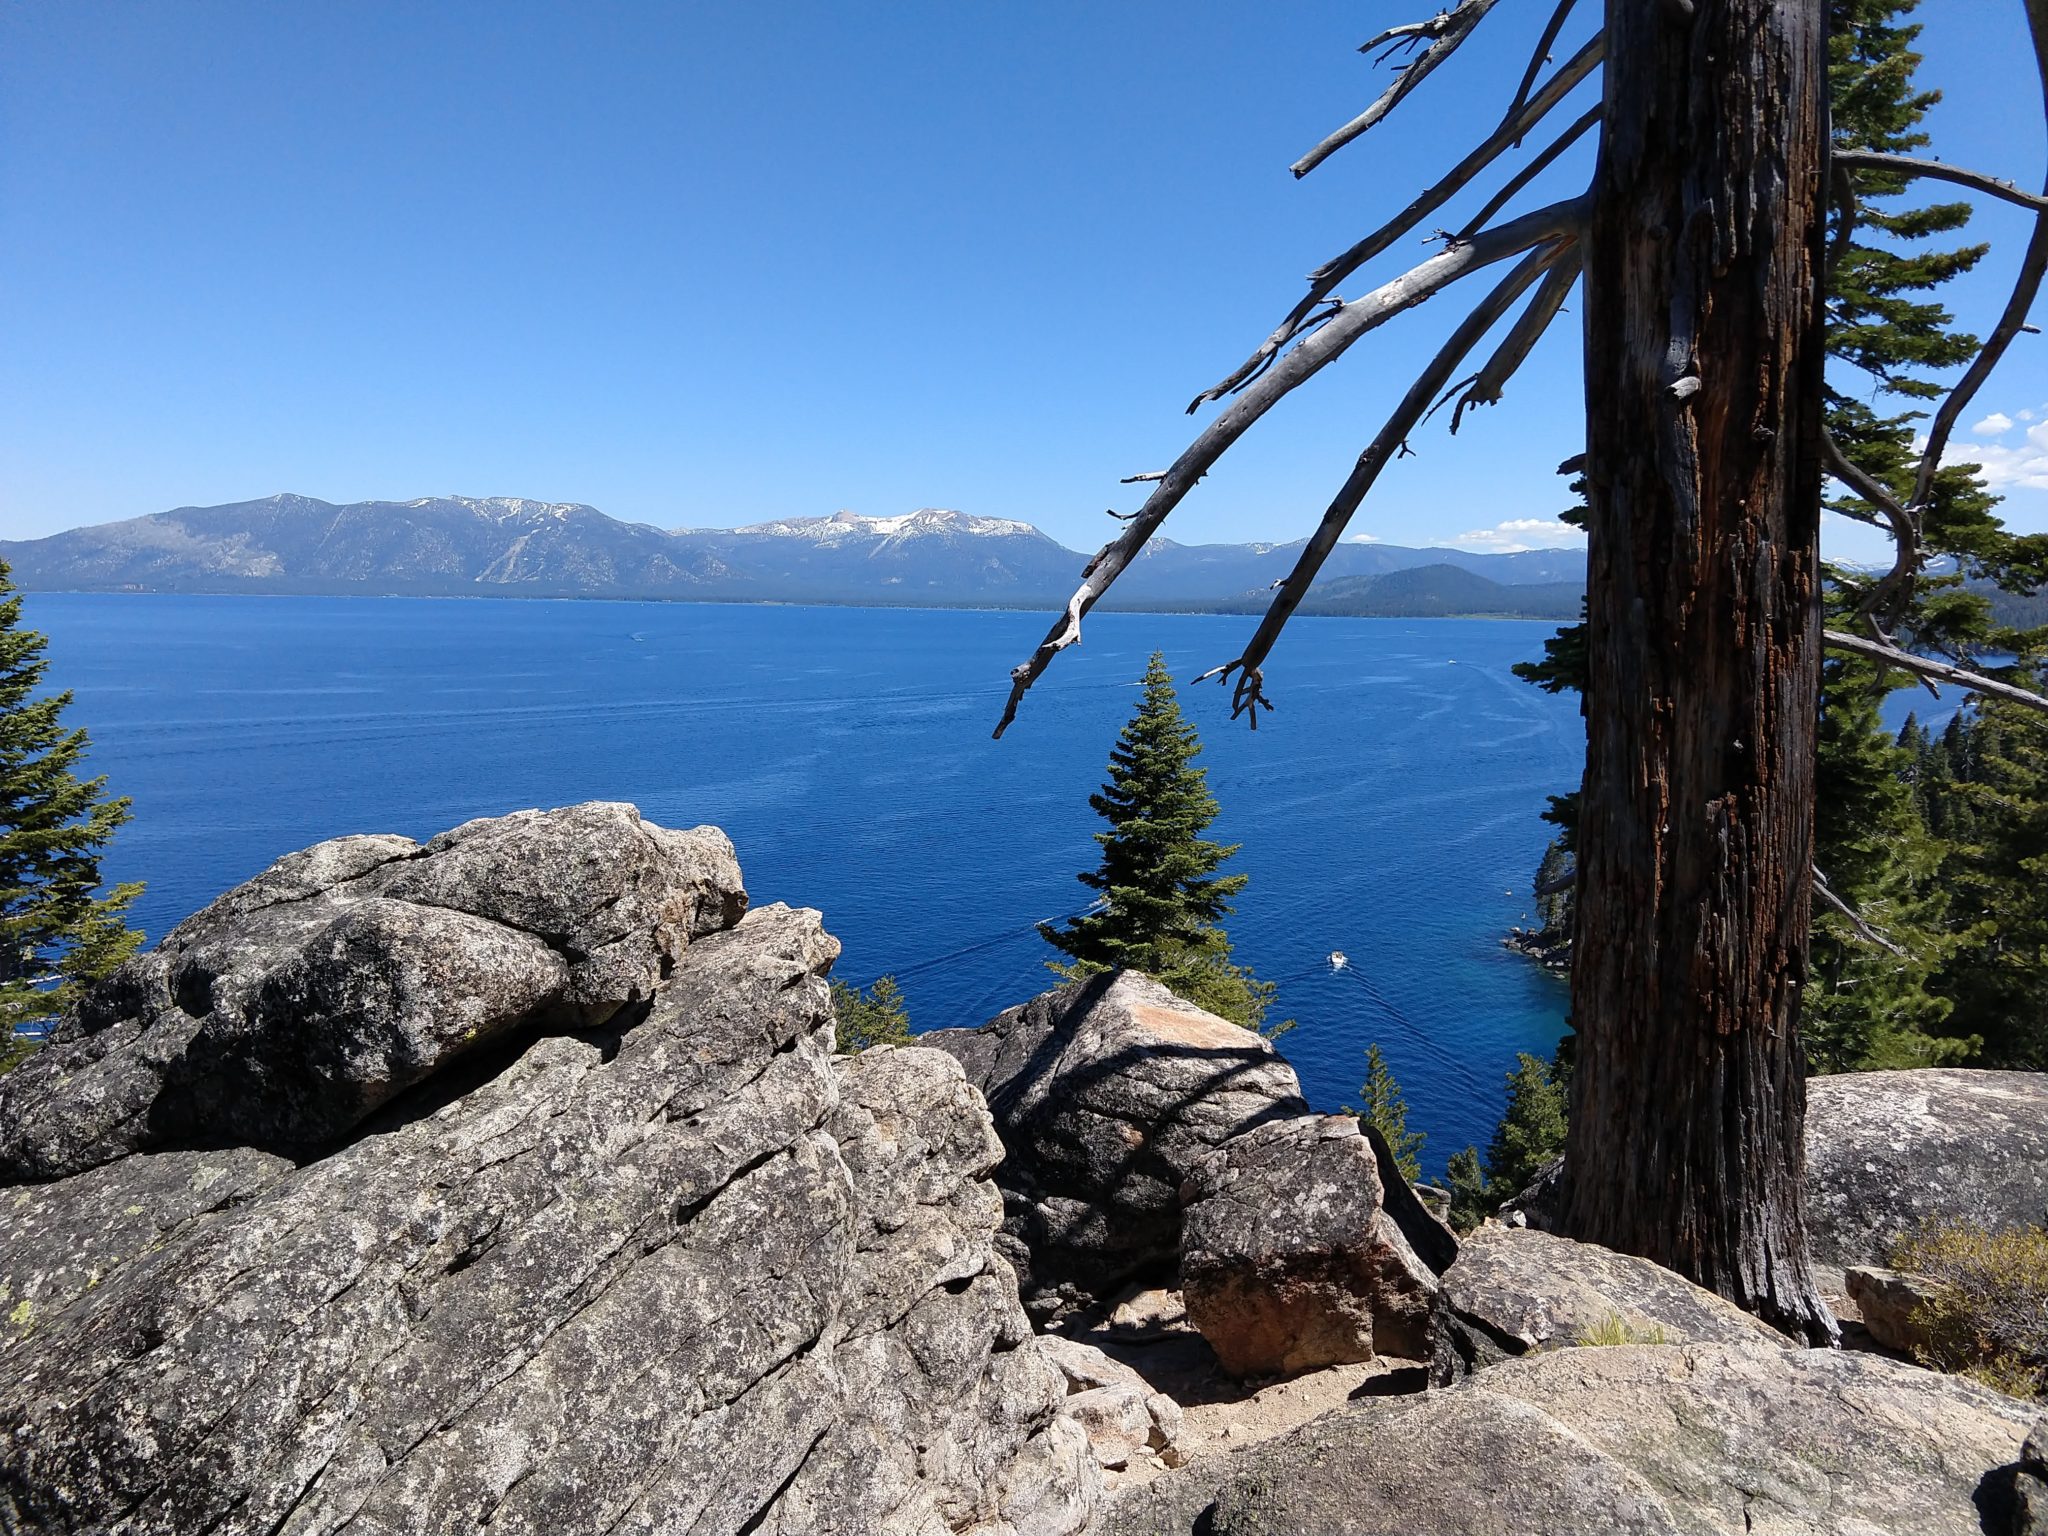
[1888,407,2048,498]
[1344,531,1381,543]
[1947,418,2048,492]
[1451,516,1588,554]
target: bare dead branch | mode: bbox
[1527,857,1904,958]
[1119,471,1167,484]
[1366,38,1428,69]
[1550,853,1906,955]
[993,197,1588,738]
[1820,434,1908,525]
[1822,629,2048,716]
[1191,32,1604,411]
[1821,430,1921,622]
[1291,0,1504,180]
[1453,250,1580,431]
[1503,0,1580,132]
[1359,17,1453,53]
[1188,240,1576,725]
[1833,150,2048,215]
[1824,162,1859,287]
[1908,1,2048,514]
[1811,868,1907,956]
[1454,105,1600,242]
[1422,371,1485,427]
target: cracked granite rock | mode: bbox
[0,801,745,1180]
[1804,1069,2048,1269]
[1179,1114,1452,1376]
[921,972,1306,1321]
[1100,1343,2038,1536]
[1430,1224,1791,1378]
[0,809,1098,1536]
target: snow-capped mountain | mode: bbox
[0,493,1588,611]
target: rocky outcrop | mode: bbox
[1178,1115,1449,1376]
[921,972,1305,1320]
[2018,1419,2048,1536]
[1499,1069,2048,1266]
[1099,1343,2039,1536]
[1806,1069,2048,1269]
[0,802,747,1181]
[0,809,1099,1536]
[1845,1264,1938,1356]
[1435,1225,1788,1374]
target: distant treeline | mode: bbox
[1196,564,1585,622]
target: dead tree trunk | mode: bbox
[1561,0,1836,1342]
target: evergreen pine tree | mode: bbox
[1352,1042,1424,1184]
[1932,701,2048,1069]
[831,974,913,1053]
[1511,1,2044,1076]
[1441,1049,1572,1232]
[1806,654,1964,1070]
[1043,652,1271,1029]
[1531,838,1576,946]
[1444,1146,1489,1235]
[1483,1052,1568,1202]
[0,562,143,1067]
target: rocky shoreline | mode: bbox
[1500,923,1570,971]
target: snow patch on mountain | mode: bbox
[403,496,594,523]
[735,508,1046,542]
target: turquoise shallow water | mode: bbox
[31,593,1582,1173]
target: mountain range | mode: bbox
[0,493,1587,617]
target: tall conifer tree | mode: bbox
[0,562,143,1066]
[1353,1043,1425,1184]
[1043,653,1271,1028]
[1932,701,2048,1069]
[1514,0,2042,1073]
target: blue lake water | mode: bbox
[30,593,1585,1173]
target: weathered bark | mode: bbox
[1561,0,1836,1342]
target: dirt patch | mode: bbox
[1055,1290,1428,1490]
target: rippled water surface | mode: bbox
[35,594,1584,1171]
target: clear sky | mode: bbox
[4,1,2047,561]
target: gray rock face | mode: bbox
[1179,1115,1446,1376]
[0,815,1099,1536]
[921,972,1305,1320]
[1806,1069,2048,1268]
[2017,1419,2048,1536]
[0,802,745,1181]
[1100,1343,2038,1536]
[1436,1225,1788,1375]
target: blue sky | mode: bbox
[3,2,2046,561]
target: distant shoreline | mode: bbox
[17,586,1577,624]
